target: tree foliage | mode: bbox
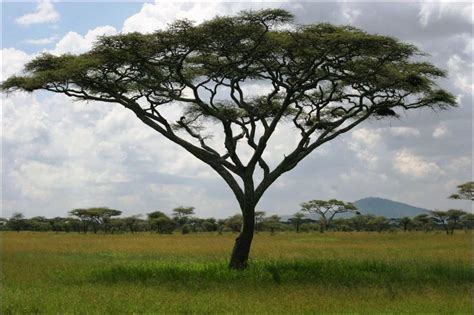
[301,199,357,232]
[69,207,122,234]
[449,182,473,201]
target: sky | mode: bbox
[1,0,472,219]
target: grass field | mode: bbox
[1,231,472,314]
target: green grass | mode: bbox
[1,231,472,314]
[92,260,471,288]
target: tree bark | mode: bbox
[229,204,255,270]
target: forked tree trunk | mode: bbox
[229,205,255,270]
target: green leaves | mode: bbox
[449,182,474,201]
[2,8,456,120]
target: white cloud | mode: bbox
[1,48,32,80]
[446,54,473,95]
[432,124,450,139]
[389,127,421,137]
[341,4,361,24]
[393,149,444,178]
[123,2,232,33]
[51,26,117,55]
[23,36,58,45]
[348,128,381,168]
[419,1,472,27]
[351,128,381,149]
[16,0,59,26]
[122,1,294,34]
[2,93,48,144]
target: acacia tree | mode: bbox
[301,199,357,232]
[445,209,467,235]
[430,210,450,235]
[449,182,473,201]
[291,212,306,233]
[123,215,143,234]
[69,207,122,233]
[172,206,195,226]
[254,211,266,232]
[398,216,412,232]
[8,212,26,233]
[263,214,281,235]
[1,9,456,268]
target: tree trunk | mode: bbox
[229,205,255,270]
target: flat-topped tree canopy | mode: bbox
[1,9,456,269]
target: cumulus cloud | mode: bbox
[122,1,297,33]
[51,26,117,55]
[16,0,60,26]
[1,48,32,80]
[446,54,473,95]
[389,127,421,138]
[348,128,381,168]
[393,149,444,178]
[351,128,381,149]
[418,1,473,27]
[432,124,450,139]
[123,2,220,33]
[341,3,361,24]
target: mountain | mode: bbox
[281,197,430,221]
[353,197,430,218]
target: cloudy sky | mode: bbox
[1,0,472,219]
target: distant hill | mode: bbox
[281,197,429,221]
[353,197,429,218]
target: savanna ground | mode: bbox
[1,231,472,314]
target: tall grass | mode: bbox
[2,232,473,314]
[92,259,472,287]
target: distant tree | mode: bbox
[398,216,412,232]
[69,207,122,234]
[2,9,456,268]
[446,209,467,235]
[172,207,195,227]
[263,215,281,235]
[332,217,352,231]
[460,213,474,231]
[0,217,8,231]
[449,182,473,201]
[301,199,357,232]
[290,212,305,233]
[28,216,50,231]
[49,217,67,232]
[123,215,143,234]
[181,224,191,235]
[430,210,450,235]
[255,211,266,232]
[224,214,243,233]
[147,211,169,219]
[367,216,389,233]
[413,213,431,232]
[349,213,371,232]
[201,218,218,232]
[151,216,176,234]
[8,212,25,232]
[64,218,82,233]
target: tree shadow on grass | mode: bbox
[90,259,472,288]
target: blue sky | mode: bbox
[2,2,143,53]
[1,1,472,219]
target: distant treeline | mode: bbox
[1,206,472,235]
